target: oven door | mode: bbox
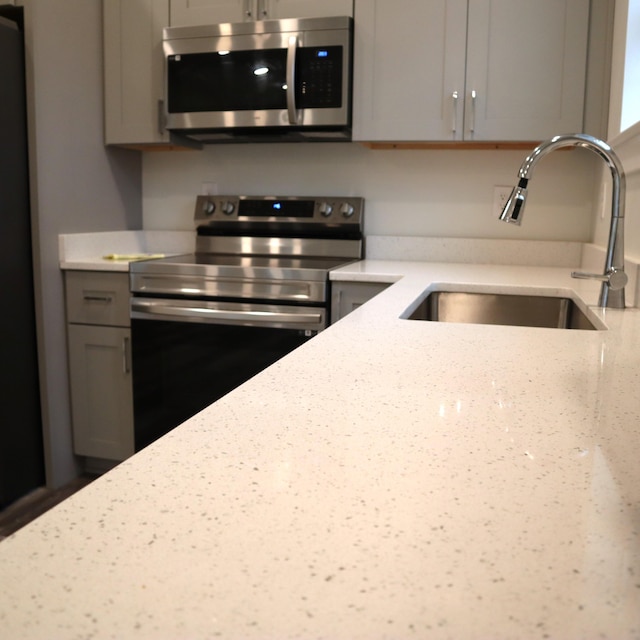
[130,297,325,451]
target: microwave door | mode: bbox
[166,46,290,128]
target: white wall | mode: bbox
[22,0,142,488]
[589,126,640,262]
[142,143,599,243]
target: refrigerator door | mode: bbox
[0,14,45,509]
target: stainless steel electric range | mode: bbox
[129,195,364,450]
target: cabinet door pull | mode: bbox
[257,0,268,18]
[469,90,477,133]
[157,99,166,135]
[451,91,459,133]
[244,0,253,18]
[123,336,131,374]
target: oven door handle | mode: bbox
[131,299,323,327]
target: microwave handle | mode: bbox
[286,35,299,125]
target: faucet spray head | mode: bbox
[499,178,528,225]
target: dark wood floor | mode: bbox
[0,475,96,541]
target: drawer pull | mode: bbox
[451,90,458,133]
[83,294,113,303]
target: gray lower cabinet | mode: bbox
[65,271,134,462]
[331,281,390,323]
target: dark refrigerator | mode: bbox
[0,9,45,509]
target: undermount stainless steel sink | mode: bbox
[406,290,601,330]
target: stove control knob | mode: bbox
[318,202,333,217]
[202,200,215,216]
[340,202,355,218]
[221,201,235,216]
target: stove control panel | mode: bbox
[194,195,364,226]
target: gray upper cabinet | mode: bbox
[353,0,590,143]
[103,0,353,146]
[353,0,467,142]
[465,0,589,141]
[103,0,595,147]
[103,0,170,146]
[170,0,353,26]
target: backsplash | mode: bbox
[142,142,599,242]
[365,236,583,266]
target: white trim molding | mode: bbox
[610,120,640,176]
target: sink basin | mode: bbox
[405,290,601,330]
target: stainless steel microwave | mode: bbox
[162,16,353,143]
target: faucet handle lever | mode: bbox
[571,268,628,291]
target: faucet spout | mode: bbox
[500,133,627,309]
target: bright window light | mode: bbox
[620,0,640,131]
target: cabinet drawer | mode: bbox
[65,271,130,327]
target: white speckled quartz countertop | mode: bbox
[2,260,640,639]
[58,230,195,271]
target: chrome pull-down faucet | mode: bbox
[500,133,627,309]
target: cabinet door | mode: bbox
[266,0,353,19]
[352,0,468,141]
[68,325,135,461]
[331,281,390,323]
[103,0,170,145]
[170,0,253,26]
[465,0,589,141]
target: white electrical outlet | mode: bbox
[493,185,513,218]
[201,181,218,196]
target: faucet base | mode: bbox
[599,283,625,309]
